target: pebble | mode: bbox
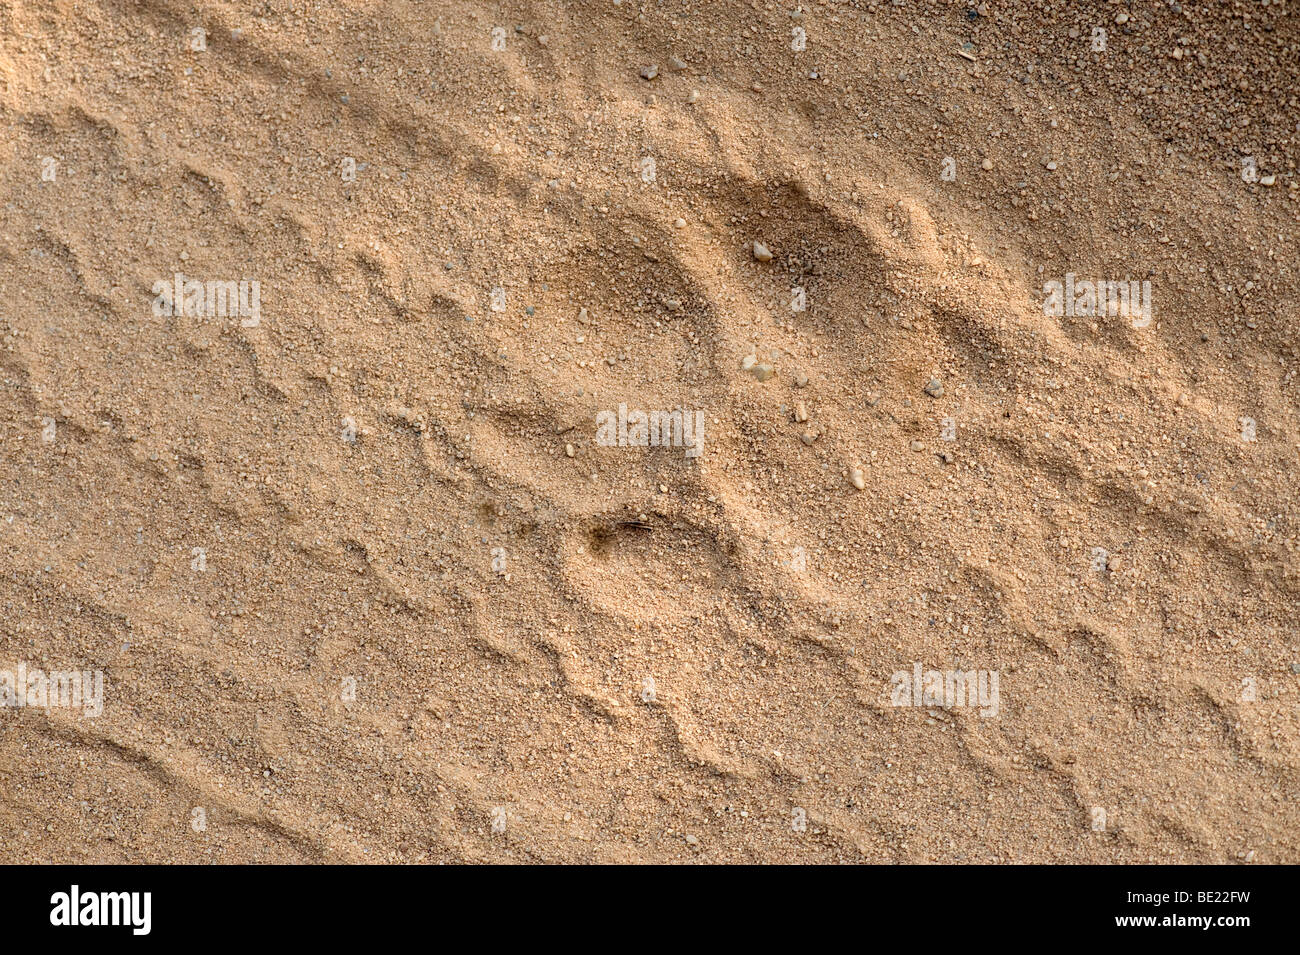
[981,158,994,171]
[924,378,945,398]
[565,443,575,458]
[751,362,775,381]
[910,439,926,452]
[1260,174,1276,187]
[794,401,808,423]
[849,468,866,490]
[640,64,659,80]
[799,430,818,445]
[673,217,686,228]
[741,354,757,371]
[668,56,687,71]
[687,89,700,104]
[794,372,809,388]
[937,450,954,465]
[752,241,773,262]
[1045,161,1058,172]
[1290,663,1300,675]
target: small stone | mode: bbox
[673,217,686,228]
[794,372,809,388]
[1260,174,1276,187]
[640,64,659,80]
[799,430,818,445]
[1045,160,1058,171]
[910,439,925,452]
[752,241,773,262]
[937,451,954,465]
[1290,663,1300,675]
[1116,12,1130,23]
[752,362,775,381]
[924,378,945,398]
[981,158,994,171]
[741,354,757,371]
[849,468,866,490]
[794,401,808,423]
[565,443,575,458]
[668,56,687,71]
[685,834,699,846]
[1107,554,1122,572]
[687,89,700,104]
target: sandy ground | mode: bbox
[0,0,1297,864]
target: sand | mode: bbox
[0,0,1297,863]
